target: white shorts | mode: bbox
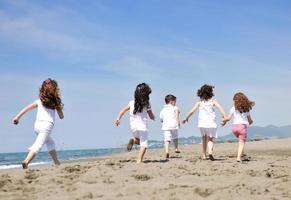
[132,130,148,148]
[200,128,217,138]
[29,121,56,153]
[163,129,178,142]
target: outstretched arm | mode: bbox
[213,100,226,118]
[182,102,200,124]
[147,110,155,120]
[57,109,64,119]
[247,115,253,125]
[115,105,130,126]
[13,102,37,125]
[176,108,181,127]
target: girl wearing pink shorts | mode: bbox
[222,92,255,162]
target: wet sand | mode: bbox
[0,138,290,200]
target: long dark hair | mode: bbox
[197,84,214,101]
[133,83,152,114]
[233,92,255,113]
[39,78,64,110]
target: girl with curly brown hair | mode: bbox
[222,92,254,162]
[182,84,226,161]
[13,79,64,169]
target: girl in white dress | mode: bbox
[115,83,155,163]
[183,84,225,160]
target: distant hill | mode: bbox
[148,125,291,148]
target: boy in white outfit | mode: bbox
[160,94,180,159]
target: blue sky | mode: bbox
[0,0,291,152]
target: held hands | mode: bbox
[182,118,188,124]
[221,116,228,126]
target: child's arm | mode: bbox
[159,111,163,123]
[247,115,253,125]
[115,105,130,126]
[13,102,38,125]
[176,108,181,127]
[147,110,155,121]
[213,100,226,118]
[57,109,64,119]
[221,113,233,126]
[182,102,200,124]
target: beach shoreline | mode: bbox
[1,138,290,200]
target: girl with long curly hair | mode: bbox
[222,92,255,162]
[182,84,226,161]
[115,83,155,163]
[13,78,64,169]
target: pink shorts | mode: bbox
[232,124,247,140]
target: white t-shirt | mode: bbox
[198,100,217,128]
[129,100,150,131]
[230,106,250,125]
[160,104,179,131]
[35,99,56,124]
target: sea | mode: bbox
[0,148,126,170]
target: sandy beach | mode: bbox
[0,138,290,200]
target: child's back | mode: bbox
[160,104,179,131]
[198,100,217,128]
[128,100,150,131]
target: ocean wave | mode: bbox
[0,162,49,170]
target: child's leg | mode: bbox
[164,141,170,158]
[137,147,147,163]
[202,136,207,159]
[22,151,36,169]
[49,150,60,165]
[172,130,179,152]
[23,132,48,168]
[173,139,178,151]
[164,131,171,158]
[46,135,60,165]
[207,136,214,155]
[200,128,207,159]
[207,136,215,161]
[136,131,148,163]
[237,139,245,161]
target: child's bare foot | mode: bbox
[165,153,169,159]
[136,160,142,163]
[209,154,215,161]
[55,161,61,166]
[201,155,207,160]
[127,139,134,151]
[21,161,28,169]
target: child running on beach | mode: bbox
[13,79,64,169]
[160,94,180,159]
[115,83,155,163]
[222,92,254,162]
[182,84,225,160]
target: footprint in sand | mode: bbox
[132,174,151,181]
[193,188,214,197]
[63,165,88,174]
[24,169,40,180]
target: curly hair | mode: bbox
[197,84,214,101]
[133,83,152,114]
[39,78,64,110]
[233,92,255,113]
